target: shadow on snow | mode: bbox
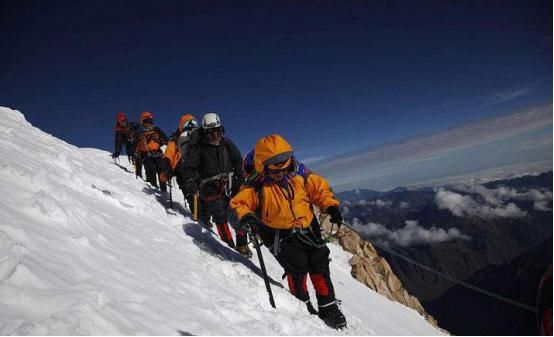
[182,222,283,289]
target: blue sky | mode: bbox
[312,104,552,191]
[0,0,551,163]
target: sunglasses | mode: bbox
[206,128,222,135]
[143,118,153,124]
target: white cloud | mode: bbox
[435,189,527,218]
[463,185,553,205]
[341,206,350,215]
[482,87,532,106]
[301,156,326,164]
[351,198,393,208]
[372,199,392,208]
[534,200,552,211]
[453,184,553,214]
[399,201,410,209]
[351,220,471,247]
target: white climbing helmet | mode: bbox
[201,112,222,130]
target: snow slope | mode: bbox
[0,107,443,335]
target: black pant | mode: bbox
[127,143,143,177]
[194,196,247,247]
[257,217,336,306]
[142,153,166,192]
[134,156,143,178]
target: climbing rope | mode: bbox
[323,216,538,313]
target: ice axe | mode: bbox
[247,223,276,309]
[193,192,199,221]
[168,175,173,209]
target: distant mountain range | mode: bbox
[337,171,553,335]
[426,237,552,335]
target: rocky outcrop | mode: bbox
[320,216,440,328]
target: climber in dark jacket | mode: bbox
[181,112,250,256]
[113,112,143,178]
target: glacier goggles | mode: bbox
[265,157,292,175]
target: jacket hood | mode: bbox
[178,114,196,132]
[116,112,127,121]
[140,111,153,123]
[253,134,294,173]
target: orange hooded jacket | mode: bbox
[230,134,339,230]
[163,114,196,170]
[163,141,180,170]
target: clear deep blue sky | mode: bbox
[0,0,551,160]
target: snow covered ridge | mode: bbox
[0,107,443,335]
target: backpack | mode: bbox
[127,122,142,143]
[136,127,164,152]
[177,127,201,158]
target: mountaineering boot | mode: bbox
[318,303,347,330]
[306,301,318,315]
[236,244,252,258]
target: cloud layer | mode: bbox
[435,189,527,218]
[358,199,393,207]
[482,87,532,106]
[435,184,552,218]
[351,219,471,247]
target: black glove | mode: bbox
[184,179,198,195]
[239,214,259,233]
[326,206,343,224]
[231,174,244,198]
[112,151,120,159]
[162,158,172,174]
[161,164,173,180]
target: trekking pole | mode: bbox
[250,226,276,308]
[168,176,173,209]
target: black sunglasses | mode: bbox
[206,127,222,135]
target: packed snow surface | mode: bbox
[0,107,443,335]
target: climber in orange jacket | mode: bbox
[135,111,168,191]
[230,134,347,330]
[161,114,199,207]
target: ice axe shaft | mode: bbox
[251,228,276,308]
[193,192,198,221]
[168,176,173,209]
